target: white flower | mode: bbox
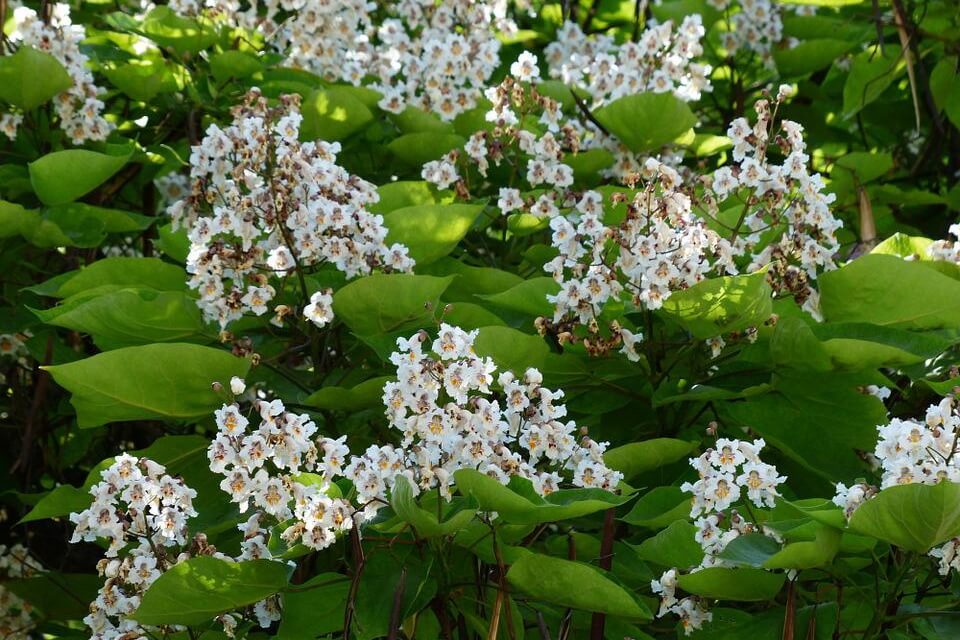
[736,461,785,508]
[497,188,524,215]
[304,289,335,328]
[510,52,540,82]
[230,376,247,395]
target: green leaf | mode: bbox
[773,39,855,77]
[871,233,934,260]
[659,269,772,339]
[717,533,781,567]
[389,106,456,134]
[141,6,217,54]
[603,439,696,481]
[506,211,550,237]
[453,469,629,525]
[687,134,732,157]
[810,323,955,370]
[156,223,191,262]
[842,46,905,117]
[723,371,886,482]
[391,475,478,537]
[442,301,507,329]
[209,50,263,81]
[421,258,523,302]
[301,87,374,141]
[105,58,183,102]
[370,181,453,215]
[819,255,960,330]
[383,203,483,265]
[31,257,188,298]
[45,343,250,427]
[18,485,91,524]
[833,151,894,184]
[849,483,960,552]
[633,520,704,568]
[278,573,350,639]
[677,567,785,602]
[0,200,35,238]
[45,203,153,234]
[134,557,290,626]
[594,93,696,153]
[763,525,841,570]
[332,273,453,336]
[774,498,847,530]
[621,486,690,529]
[304,376,391,411]
[475,331,548,378]
[35,288,206,350]
[565,148,614,183]
[387,132,465,166]
[478,277,559,318]
[507,552,651,620]
[29,149,131,206]
[0,46,72,110]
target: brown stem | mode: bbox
[386,566,407,640]
[782,578,796,640]
[12,335,53,481]
[342,525,367,637]
[589,509,617,640]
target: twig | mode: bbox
[570,89,610,137]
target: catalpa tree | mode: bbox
[2,0,960,639]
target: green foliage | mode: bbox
[332,273,453,335]
[593,93,696,153]
[45,343,250,426]
[382,203,484,264]
[676,568,785,602]
[134,557,290,625]
[0,47,72,110]
[507,552,652,619]
[849,483,960,552]
[29,149,131,206]
[4,1,960,639]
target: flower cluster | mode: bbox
[422,59,580,199]
[70,454,198,557]
[209,390,356,554]
[371,0,512,120]
[9,4,111,143]
[706,93,842,315]
[716,0,784,67]
[68,454,203,638]
[545,160,739,330]
[650,438,786,634]
[209,324,622,549]
[0,544,43,640]
[682,438,786,517]
[831,398,960,577]
[265,0,374,85]
[928,224,960,262]
[651,569,713,635]
[348,324,622,510]
[873,397,960,489]
[544,17,712,107]
[173,89,413,328]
